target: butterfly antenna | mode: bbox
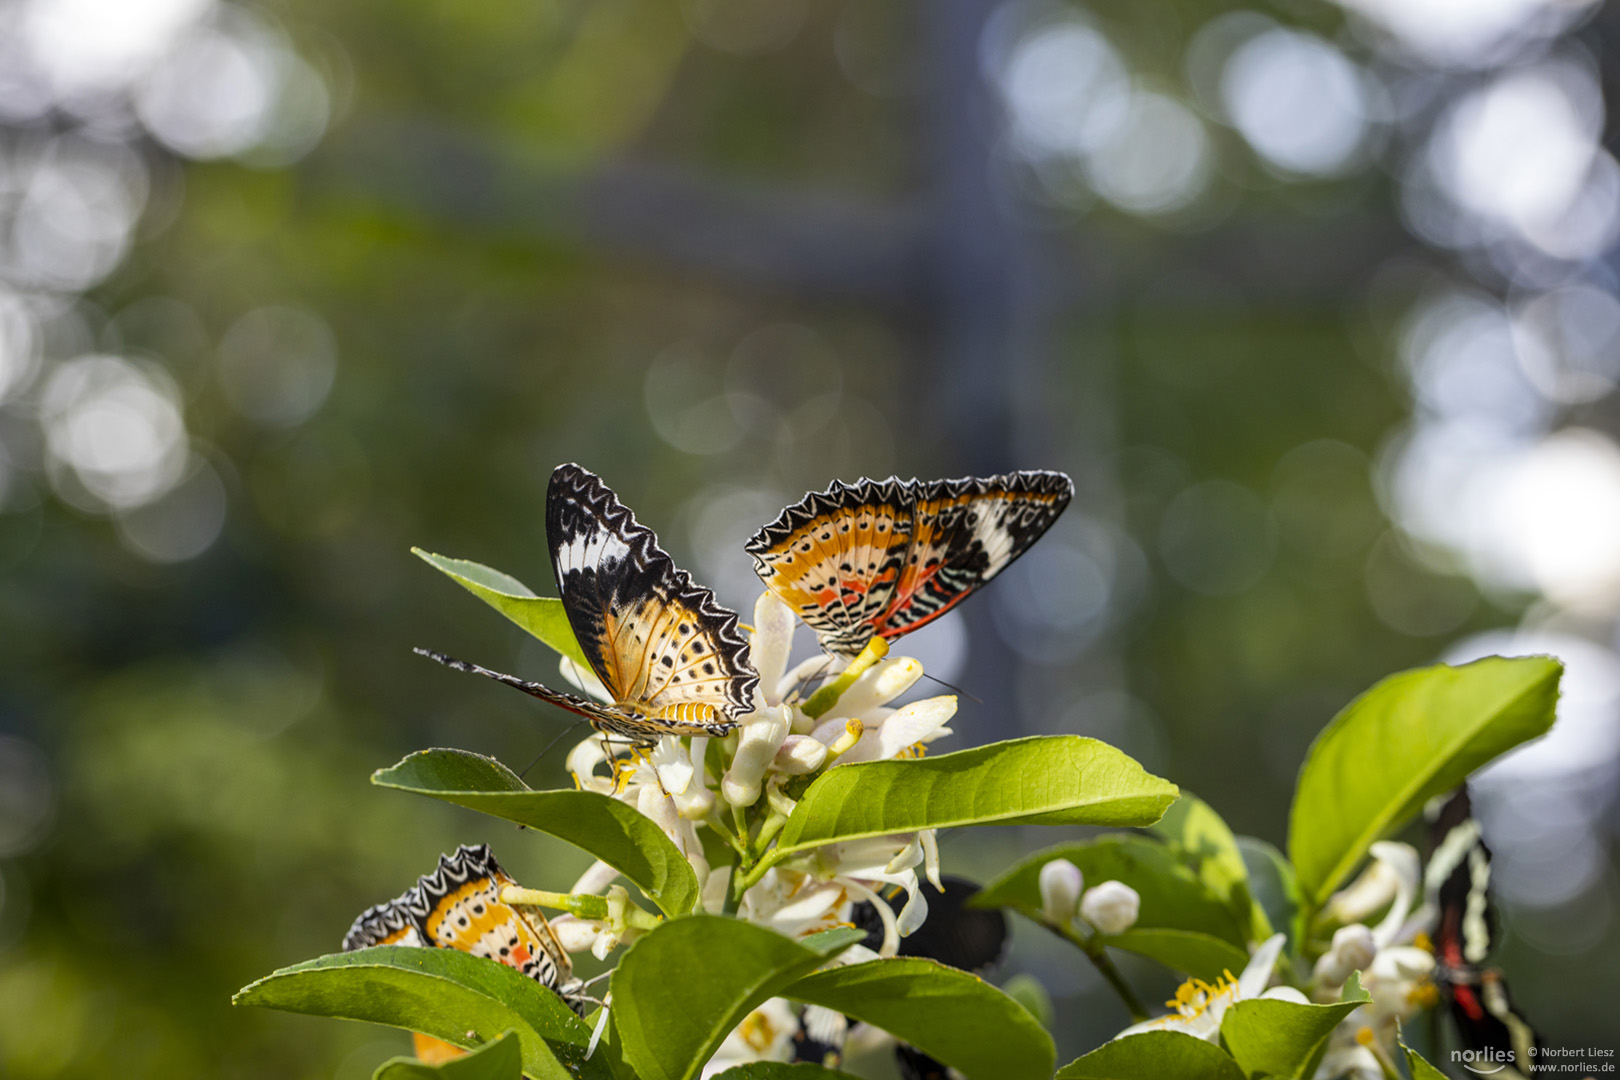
[920,671,981,705]
[519,719,590,781]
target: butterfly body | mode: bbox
[748,470,1073,658]
[420,464,757,747]
[344,844,586,1014]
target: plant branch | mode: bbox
[1046,919,1149,1022]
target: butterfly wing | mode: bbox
[547,463,756,726]
[345,845,585,1014]
[1426,788,1540,1077]
[745,478,916,658]
[877,470,1072,641]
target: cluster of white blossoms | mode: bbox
[1038,857,1143,936]
[1310,842,1440,1080]
[546,590,957,967]
[1107,839,1442,1080]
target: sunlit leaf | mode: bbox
[1056,1031,1246,1080]
[785,957,1054,1080]
[974,837,1247,980]
[1218,974,1369,1080]
[776,737,1177,856]
[1152,793,1270,941]
[374,1029,522,1079]
[373,749,701,916]
[609,917,863,1080]
[233,946,603,1080]
[1289,657,1560,905]
[414,549,590,670]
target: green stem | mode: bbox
[501,887,610,920]
[731,848,789,900]
[721,852,744,916]
[1049,920,1149,1022]
[501,886,660,932]
[754,810,789,855]
[801,637,889,718]
[705,808,747,857]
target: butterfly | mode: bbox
[343,843,587,1014]
[747,471,1074,658]
[1426,788,1540,1078]
[418,463,758,747]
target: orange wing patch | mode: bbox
[343,844,584,1015]
[746,479,914,657]
[750,472,1073,657]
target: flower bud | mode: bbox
[773,734,827,775]
[1313,922,1377,987]
[1039,858,1084,923]
[723,705,791,807]
[550,915,601,954]
[1080,881,1140,935]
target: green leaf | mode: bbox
[373,749,701,916]
[233,946,603,1080]
[414,549,590,671]
[712,1066,862,1080]
[1237,838,1305,957]
[1218,975,1369,1080]
[785,958,1055,1080]
[374,1029,523,1080]
[974,837,1248,980]
[1401,1039,1452,1080]
[609,916,862,1080]
[1288,656,1561,905]
[776,736,1177,856]
[1001,973,1053,1028]
[1153,793,1270,941]
[1102,930,1251,984]
[1056,1032,1247,1080]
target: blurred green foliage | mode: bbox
[0,0,1614,1076]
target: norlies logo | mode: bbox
[1454,1047,1519,1076]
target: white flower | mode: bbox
[1116,933,1293,1041]
[1313,923,1377,988]
[1324,842,1425,949]
[1312,946,1439,1079]
[1080,881,1141,935]
[723,705,792,807]
[702,997,798,1078]
[750,592,798,708]
[1040,859,1084,923]
[772,734,827,774]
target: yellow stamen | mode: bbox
[1163,971,1238,1019]
[1412,930,1433,953]
[1356,1026,1378,1047]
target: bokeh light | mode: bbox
[1220,27,1372,178]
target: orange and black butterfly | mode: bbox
[343,844,587,1014]
[1427,788,1540,1078]
[747,471,1073,658]
[418,463,757,746]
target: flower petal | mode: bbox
[652,736,694,796]
[571,859,621,896]
[750,591,797,706]
[1238,933,1288,1000]
[723,705,792,806]
[834,656,924,716]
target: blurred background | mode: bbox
[0,0,1617,1074]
